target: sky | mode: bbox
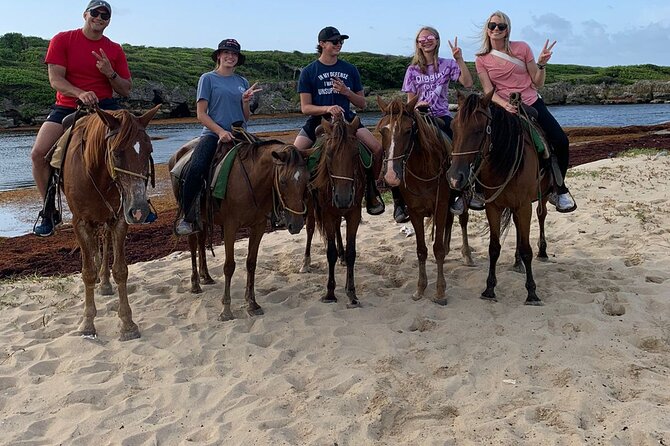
[1,0,669,67]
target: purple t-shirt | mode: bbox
[402,57,460,117]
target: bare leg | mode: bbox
[31,122,63,199]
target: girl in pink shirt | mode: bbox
[475,11,576,213]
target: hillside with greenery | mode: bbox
[1,32,669,122]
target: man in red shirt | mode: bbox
[31,0,132,236]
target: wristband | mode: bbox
[109,72,118,80]
[537,63,546,70]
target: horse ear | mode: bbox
[457,90,467,108]
[272,150,288,163]
[138,104,161,128]
[376,95,388,112]
[407,94,420,112]
[482,90,495,106]
[349,115,361,131]
[96,108,121,130]
[318,117,331,136]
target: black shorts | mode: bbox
[299,114,365,142]
[44,98,122,124]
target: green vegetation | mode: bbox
[1,32,669,120]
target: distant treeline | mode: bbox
[2,32,670,119]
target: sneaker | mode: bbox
[145,211,158,223]
[393,204,410,223]
[366,194,385,216]
[555,192,577,213]
[174,219,198,236]
[547,192,557,207]
[469,192,486,211]
[33,211,61,237]
[450,197,464,215]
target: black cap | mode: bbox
[211,38,246,65]
[85,0,111,14]
[318,26,349,42]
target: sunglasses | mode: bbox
[417,35,438,45]
[89,9,111,20]
[328,39,344,45]
[487,22,508,31]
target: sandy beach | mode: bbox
[1,151,669,444]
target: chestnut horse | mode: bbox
[447,91,550,305]
[169,139,309,320]
[308,116,366,307]
[377,96,473,305]
[62,105,160,340]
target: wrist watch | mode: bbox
[109,72,118,80]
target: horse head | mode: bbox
[317,115,361,209]
[96,104,161,224]
[271,145,309,234]
[447,90,493,191]
[377,95,419,187]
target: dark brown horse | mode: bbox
[447,91,550,305]
[169,139,309,320]
[306,116,365,307]
[62,105,160,340]
[377,96,473,305]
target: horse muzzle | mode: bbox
[285,215,305,235]
[122,183,151,224]
[446,165,468,192]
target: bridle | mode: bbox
[272,159,307,217]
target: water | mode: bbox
[1,103,669,237]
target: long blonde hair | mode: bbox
[476,11,512,56]
[411,26,441,74]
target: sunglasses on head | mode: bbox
[89,9,111,20]
[328,39,344,45]
[417,35,438,45]
[487,22,508,31]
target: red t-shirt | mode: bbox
[45,29,131,108]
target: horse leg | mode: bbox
[536,198,549,260]
[513,206,541,305]
[432,204,448,306]
[188,233,202,294]
[457,210,475,266]
[244,222,266,317]
[336,218,346,266]
[321,221,338,303]
[73,220,99,337]
[410,215,428,301]
[97,226,114,295]
[110,220,140,341]
[344,212,361,308]
[482,208,502,301]
[300,206,315,273]
[198,230,215,285]
[219,223,237,321]
[512,227,525,274]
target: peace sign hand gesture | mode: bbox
[447,37,463,61]
[537,39,557,65]
[92,48,114,78]
[243,82,263,103]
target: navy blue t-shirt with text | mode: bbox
[297,59,363,121]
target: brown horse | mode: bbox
[307,116,365,307]
[62,105,161,340]
[377,96,473,306]
[169,139,309,320]
[447,91,550,305]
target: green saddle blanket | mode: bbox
[211,143,243,200]
[520,115,549,155]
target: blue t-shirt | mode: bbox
[297,59,363,121]
[196,71,250,137]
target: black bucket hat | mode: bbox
[85,0,111,15]
[211,39,246,65]
[318,26,349,42]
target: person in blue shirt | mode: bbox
[175,39,261,236]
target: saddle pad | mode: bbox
[49,126,75,169]
[169,146,195,180]
[306,138,373,174]
[520,116,550,157]
[211,143,242,200]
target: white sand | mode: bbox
[1,154,669,445]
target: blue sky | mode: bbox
[2,0,669,67]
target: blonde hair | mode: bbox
[411,26,441,74]
[476,11,512,56]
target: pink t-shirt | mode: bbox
[475,41,537,106]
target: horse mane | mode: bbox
[236,138,290,161]
[312,119,359,191]
[81,110,141,173]
[459,94,523,178]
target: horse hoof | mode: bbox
[119,328,141,342]
[191,286,203,294]
[525,299,544,306]
[98,284,114,296]
[411,292,423,301]
[481,291,497,302]
[536,255,549,262]
[299,266,311,274]
[218,311,235,322]
[347,299,361,308]
[431,296,448,306]
[321,296,337,304]
[247,307,264,317]
[201,277,215,285]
